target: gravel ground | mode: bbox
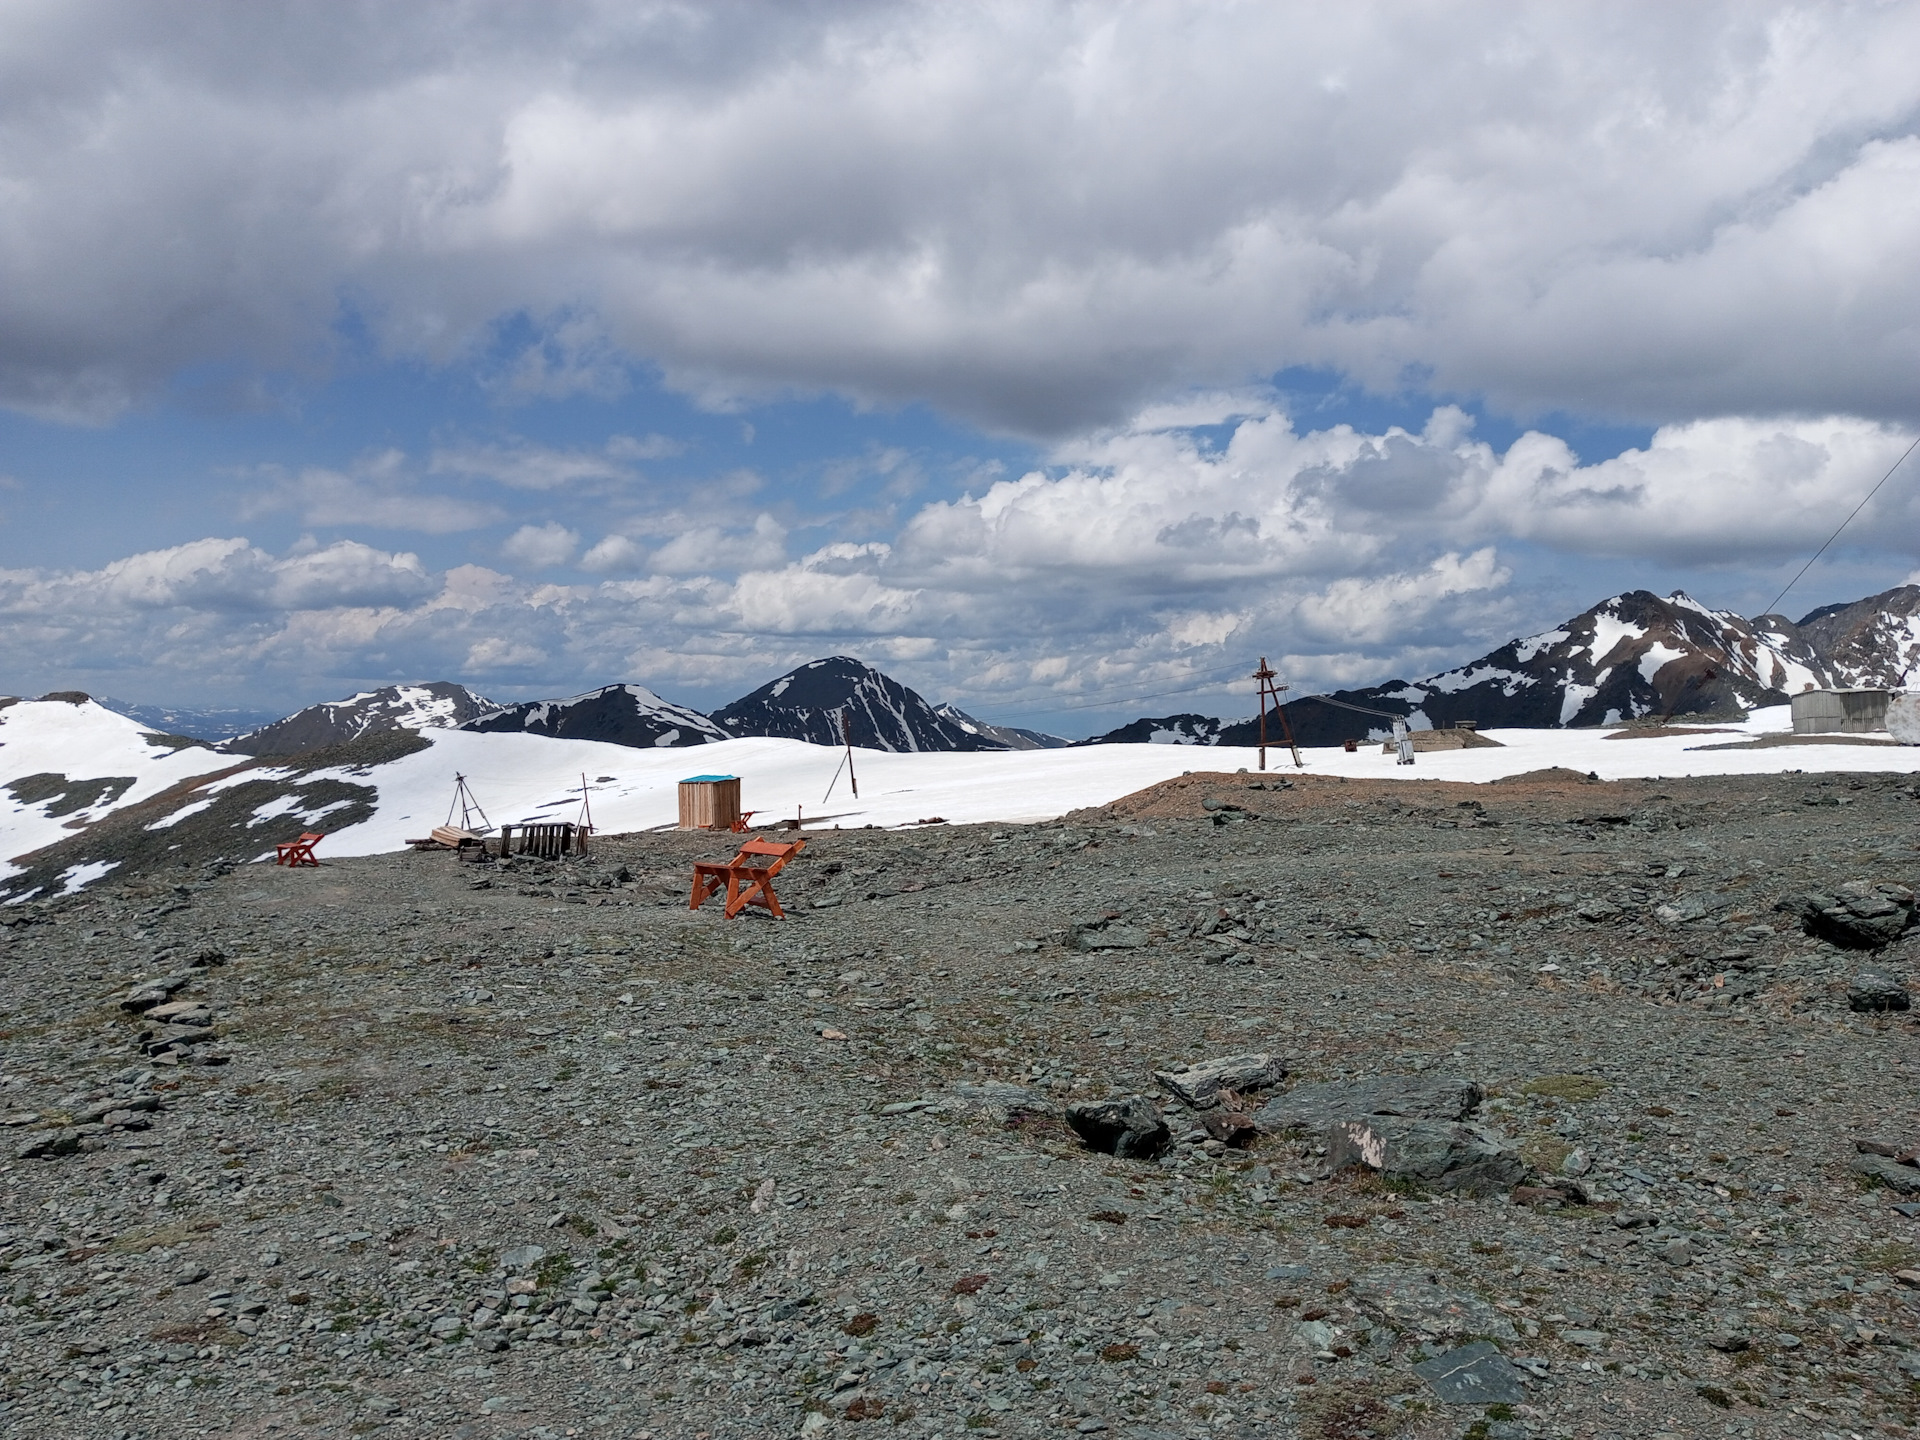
[4,765,1920,1440]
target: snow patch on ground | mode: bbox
[1559,683,1599,725]
[147,798,216,831]
[1513,629,1569,663]
[57,859,119,895]
[1585,614,1646,666]
[1637,643,1687,683]
[1425,664,1529,696]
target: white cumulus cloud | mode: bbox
[500,522,580,569]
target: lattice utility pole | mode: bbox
[1252,658,1303,770]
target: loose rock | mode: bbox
[1065,1095,1170,1159]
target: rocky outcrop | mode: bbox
[1778,881,1915,949]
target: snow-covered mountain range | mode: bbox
[1088,585,1920,747]
[460,684,729,749]
[64,581,1920,764]
[222,682,501,756]
[175,659,1037,759]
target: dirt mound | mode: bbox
[1490,766,1602,785]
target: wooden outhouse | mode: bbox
[678,774,742,831]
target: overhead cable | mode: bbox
[1762,432,1920,618]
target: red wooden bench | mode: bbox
[729,810,758,833]
[275,832,324,867]
[690,837,805,919]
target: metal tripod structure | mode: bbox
[1252,657,1303,770]
[821,707,861,804]
[445,772,494,833]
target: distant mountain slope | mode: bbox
[1076,712,1252,746]
[460,684,729,748]
[0,695,238,881]
[932,702,1069,751]
[96,697,281,743]
[1795,584,1920,688]
[711,656,1006,751]
[222,682,501,757]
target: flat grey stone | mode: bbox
[1072,922,1146,951]
[1153,1053,1287,1109]
[1351,1271,1517,1342]
[1412,1339,1528,1404]
[1853,1153,1920,1194]
[499,1244,546,1272]
[951,1081,1054,1115]
[1254,1074,1484,1132]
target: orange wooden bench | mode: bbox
[729,810,758,834]
[690,836,805,919]
[275,832,324,867]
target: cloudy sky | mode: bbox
[3,1,1919,734]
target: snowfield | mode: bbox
[242,701,1920,857]
[5,698,1920,883]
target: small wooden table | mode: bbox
[690,837,805,919]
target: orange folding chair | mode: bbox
[690,837,805,919]
[275,832,325,867]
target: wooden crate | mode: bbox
[678,775,741,831]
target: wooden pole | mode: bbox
[1253,658,1271,771]
[1252,658,1302,769]
[1275,687,1303,769]
[839,707,859,800]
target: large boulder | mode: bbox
[1850,971,1912,1012]
[1326,1115,1528,1197]
[1153,1053,1288,1109]
[1779,881,1915,949]
[1254,1074,1484,1133]
[1066,1096,1170,1160]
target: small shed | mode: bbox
[678,774,742,831]
[1791,688,1891,735]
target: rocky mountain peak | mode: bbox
[709,656,1005,752]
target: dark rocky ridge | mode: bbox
[931,702,1069,751]
[222,682,499,757]
[461,684,728,749]
[1796,583,1920,690]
